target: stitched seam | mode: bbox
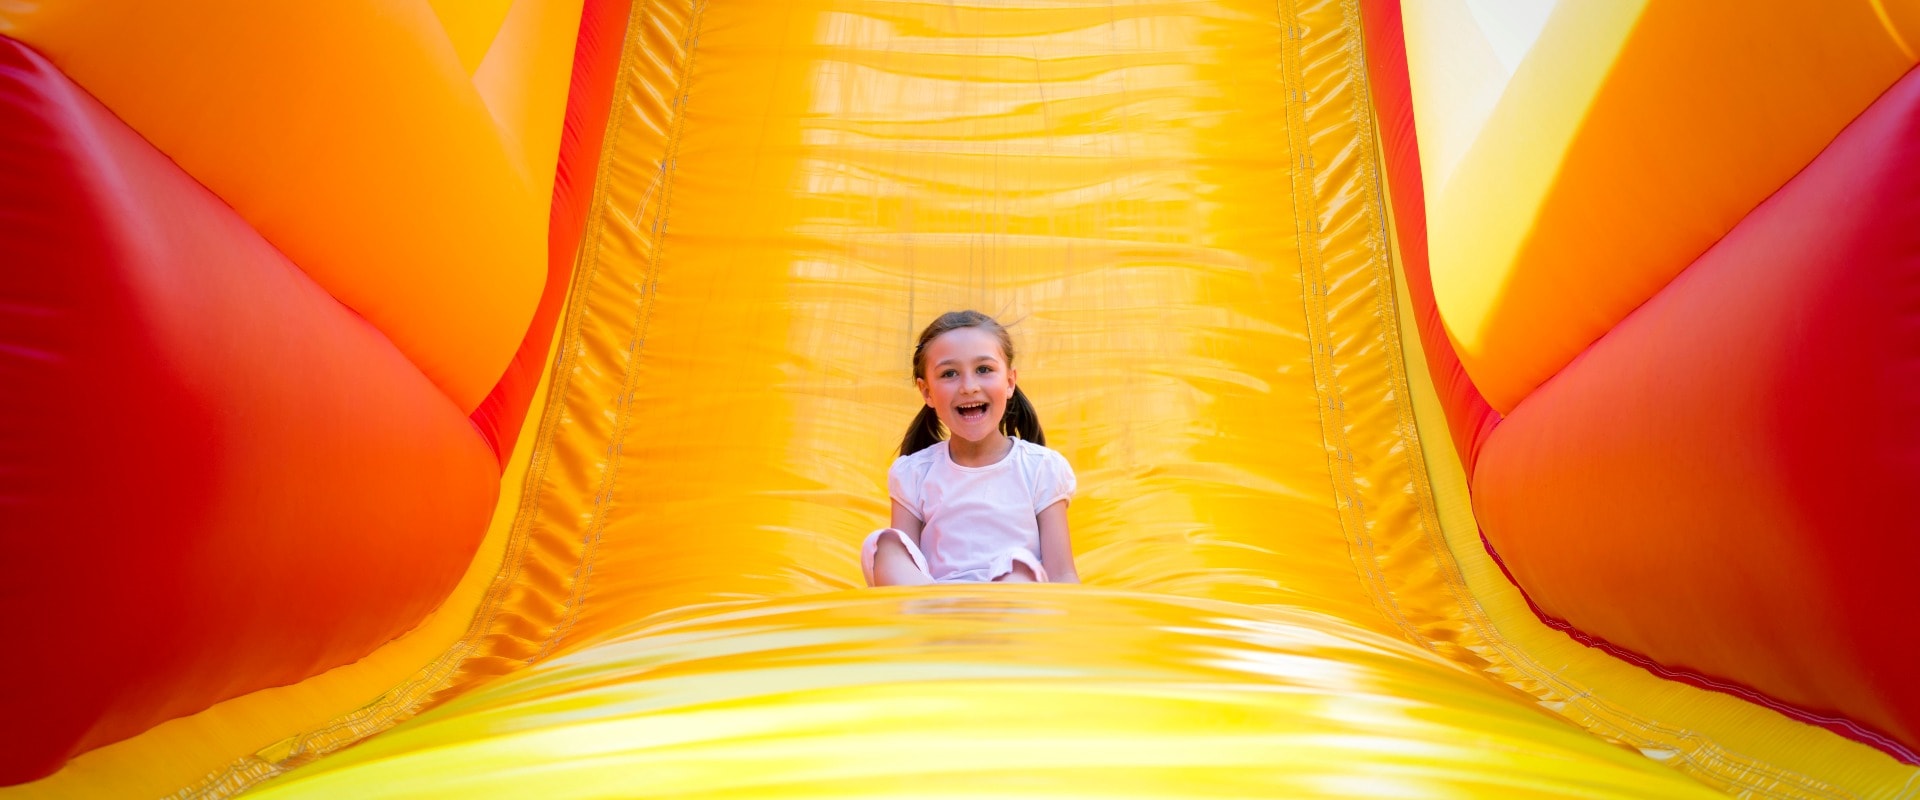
[532,0,709,664]
[1277,0,1429,651]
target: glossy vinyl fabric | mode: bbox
[1359,1,1501,477]
[0,37,499,786]
[240,0,1727,796]
[0,328,575,799]
[1473,64,1920,762]
[0,0,582,410]
[1369,1,1920,794]
[470,0,636,464]
[1405,0,1920,413]
[253,590,1719,799]
[9,1,1916,798]
[1,0,622,789]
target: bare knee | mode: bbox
[993,561,1038,583]
[871,534,932,586]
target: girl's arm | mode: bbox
[1037,500,1079,584]
[890,498,925,547]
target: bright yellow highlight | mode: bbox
[1413,0,1644,411]
[1871,0,1920,60]
[474,0,589,191]
[253,591,1719,799]
[1399,0,1565,199]
[429,0,520,72]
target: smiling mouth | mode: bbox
[956,402,989,420]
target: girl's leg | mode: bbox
[863,529,933,586]
[991,561,1038,583]
[990,551,1047,583]
[873,536,934,585]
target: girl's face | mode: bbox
[915,326,1018,444]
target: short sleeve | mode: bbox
[887,455,924,521]
[1032,447,1076,514]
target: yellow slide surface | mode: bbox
[240,0,1719,796]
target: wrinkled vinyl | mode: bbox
[250,1,1721,797]
[258,591,1712,798]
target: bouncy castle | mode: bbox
[3,1,1917,797]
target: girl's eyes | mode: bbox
[937,366,995,378]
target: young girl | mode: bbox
[862,310,1081,586]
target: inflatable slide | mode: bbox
[2,1,1916,797]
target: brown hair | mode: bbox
[898,310,1045,456]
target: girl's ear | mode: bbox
[1006,366,1018,396]
[915,377,930,404]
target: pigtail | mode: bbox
[898,404,945,456]
[1003,385,1045,446]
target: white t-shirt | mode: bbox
[888,438,1076,582]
